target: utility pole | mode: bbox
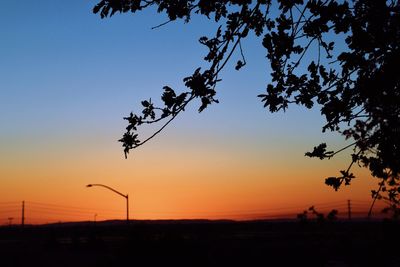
[126,194,129,223]
[347,199,352,220]
[21,201,25,227]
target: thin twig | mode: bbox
[151,20,172,29]
[329,141,357,158]
[134,95,195,149]
[368,182,384,218]
[239,40,246,66]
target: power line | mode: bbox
[0,199,382,224]
[0,204,20,208]
[26,201,121,212]
[27,207,121,217]
[0,209,20,215]
[0,201,20,205]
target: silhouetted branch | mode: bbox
[134,95,195,150]
[94,0,400,212]
[151,19,172,29]
[368,181,384,218]
[329,141,357,159]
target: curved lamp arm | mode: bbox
[86,184,127,198]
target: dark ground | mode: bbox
[1,219,399,267]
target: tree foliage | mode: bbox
[93,0,400,213]
[297,206,338,222]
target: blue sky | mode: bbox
[0,0,324,142]
[0,1,376,222]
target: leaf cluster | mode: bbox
[297,206,338,222]
[94,1,400,209]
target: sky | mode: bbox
[0,1,380,224]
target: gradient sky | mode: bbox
[0,1,380,224]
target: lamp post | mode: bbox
[86,184,129,222]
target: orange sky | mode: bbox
[0,112,381,224]
[0,1,384,225]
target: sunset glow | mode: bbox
[0,0,382,225]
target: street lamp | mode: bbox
[86,184,129,222]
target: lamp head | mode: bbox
[86,184,93,187]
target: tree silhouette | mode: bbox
[297,206,338,222]
[93,0,400,213]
